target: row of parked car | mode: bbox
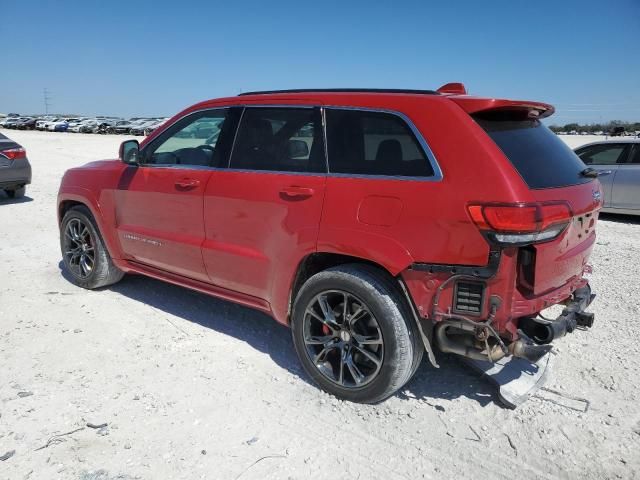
[0,114,168,136]
[557,129,640,137]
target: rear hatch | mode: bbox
[472,109,600,295]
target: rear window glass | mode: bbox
[474,112,591,189]
[325,109,434,177]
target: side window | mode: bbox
[230,108,325,173]
[143,109,227,167]
[626,145,640,164]
[576,144,628,165]
[325,109,434,177]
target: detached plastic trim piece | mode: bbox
[462,351,554,409]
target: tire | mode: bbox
[291,264,424,404]
[5,186,25,199]
[60,206,124,289]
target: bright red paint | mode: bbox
[57,88,600,340]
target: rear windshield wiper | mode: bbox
[580,167,612,178]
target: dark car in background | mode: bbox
[129,118,167,135]
[0,132,31,199]
[129,119,161,136]
[107,120,134,134]
[111,119,154,135]
[16,117,37,130]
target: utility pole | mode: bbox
[43,88,52,115]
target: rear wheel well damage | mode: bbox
[287,252,439,367]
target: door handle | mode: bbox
[279,186,315,198]
[175,178,201,189]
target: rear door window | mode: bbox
[229,107,325,173]
[474,112,591,189]
[575,144,630,165]
[325,109,435,177]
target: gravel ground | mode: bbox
[0,130,639,480]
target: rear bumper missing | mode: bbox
[435,283,595,364]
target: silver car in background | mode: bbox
[575,139,640,215]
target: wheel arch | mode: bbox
[281,251,438,368]
[285,252,403,325]
[57,190,123,262]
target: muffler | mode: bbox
[436,319,552,364]
[435,320,505,362]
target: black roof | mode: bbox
[238,88,439,96]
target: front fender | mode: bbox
[57,187,123,261]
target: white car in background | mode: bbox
[42,118,62,131]
[36,116,58,130]
[66,118,90,132]
[0,117,16,127]
[47,118,80,132]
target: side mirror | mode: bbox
[288,139,309,158]
[119,140,139,165]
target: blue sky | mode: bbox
[2,0,639,125]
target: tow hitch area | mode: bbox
[519,285,595,344]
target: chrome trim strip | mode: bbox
[216,168,326,177]
[138,104,443,181]
[126,164,218,172]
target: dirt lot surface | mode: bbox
[1,131,639,480]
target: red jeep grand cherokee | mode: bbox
[58,84,600,403]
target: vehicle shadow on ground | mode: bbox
[599,213,640,225]
[59,265,499,407]
[0,192,33,204]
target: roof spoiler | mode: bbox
[436,82,554,118]
[449,97,555,119]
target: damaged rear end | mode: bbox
[406,99,601,365]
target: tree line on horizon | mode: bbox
[548,120,640,133]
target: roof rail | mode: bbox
[238,88,439,96]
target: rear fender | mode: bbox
[316,228,414,276]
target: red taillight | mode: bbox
[1,147,26,160]
[468,202,572,245]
